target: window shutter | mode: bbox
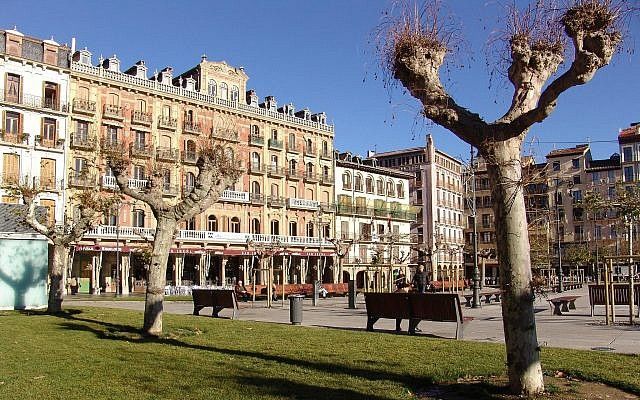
[55,119,59,141]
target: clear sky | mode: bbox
[2,0,638,163]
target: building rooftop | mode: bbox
[546,144,590,158]
[0,204,41,234]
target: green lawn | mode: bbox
[0,308,638,400]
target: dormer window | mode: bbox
[106,55,120,72]
[265,96,277,111]
[247,90,258,107]
[78,48,92,65]
[160,67,173,84]
[185,77,196,91]
[284,103,295,116]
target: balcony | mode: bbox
[248,162,265,175]
[32,176,60,191]
[35,135,64,150]
[162,184,179,197]
[175,230,332,247]
[0,131,29,146]
[103,104,124,120]
[0,91,68,113]
[128,178,149,190]
[304,145,315,157]
[220,190,250,203]
[0,172,20,187]
[156,147,179,162]
[320,174,334,185]
[211,128,239,142]
[287,198,320,210]
[319,150,332,160]
[249,135,264,146]
[320,202,335,213]
[130,142,154,158]
[72,98,96,115]
[267,195,285,207]
[70,133,96,150]
[68,173,96,188]
[84,225,155,240]
[182,150,198,164]
[287,168,302,180]
[101,175,117,189]
[101,138,121,153]
[250,193,265,205]
[183,121,202,135]
[304,171,319,183]
[132,110,152,126]
[268,138,283,150]
[101,175,150,190]
[267,165,286,177]
[287,142,299,154]
[337,203,354,214]
[158,116,178,130]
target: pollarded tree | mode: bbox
[379,0,627,395]
[108,132,240,336]
[11,180,119,313]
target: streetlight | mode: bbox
[464,145,481,307]
[554,177,573,293]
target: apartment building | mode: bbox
[0,29,70,225]
[334,152,415,290]
[373,135,466,283]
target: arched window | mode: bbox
[185,109,194,123]
[306,222,314,237]
[185,172,196,193]
[289,185,297,198]
[230,217,240,233]
[251,125,260,136]
[186,139,196,153]
[365,176,374,193]
[306,162,314,176]
[208,79,217,97]
[271,219,280,235]
[322,140,329,157]
[322,224,330,239]
[271,183,279,196]
[387,180,395,197]
[219,82,228,100]
[305,188,314,200]
[354,174,363,192]
[289,159,297,173]
[251,218,260,234]
[105,211,117,226]
[289,221,297,236]
[271,155,278,168]
[396,182,405,198]
[251,181,261,194]
[207,215,218,231]
[323,166,330,179]
[288,132,296,149]
[376,178,384,195]
[230,85,239,102]
[251,152,260,167]
[342,172,351,190]
[133,209,145,228]
[306,138,313,153]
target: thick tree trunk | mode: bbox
[485,137,544,395]
[47,243,66,313]
[143,215,176,336]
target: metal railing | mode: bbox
[156,147,179,162]
[183,121,202,134]
[250,135,265,146]
[130,142,154,158]
[103,104,124,119]
[70,133,96,150]
[220,190,250,203]
[72,98,96,114]
[268,138,283,150]
[0,131,29,145]
[287,198,320,210]
[158,116,178,130]
[0,91,68,113]
[182,150,198,164]
[132,110,153,125]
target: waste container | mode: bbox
[289,294,304,325]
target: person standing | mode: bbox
[412,264,428,293]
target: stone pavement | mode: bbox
[65,285,640,354]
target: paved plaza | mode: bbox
[66,286,640,354]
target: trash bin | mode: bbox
[289,294,304,325]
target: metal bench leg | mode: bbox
[408,319,419,335]
[366,317,378,331]
[591,305,594,317]
[212,306,223,318]
[395,319,402,332]
[193,306,203,316]
[561,301,570,312]
[552,302,563,315]
[456,322,463,340]
[568,300,576,310]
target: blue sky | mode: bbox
[3,0,638,163]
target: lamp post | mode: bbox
[554,177,573,293]
[465,145,481,307]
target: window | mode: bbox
[271,155,278,168]
[624,166,634,182]
[206,215,217,231]
[185,172,196,192]
[354,174,363,191]
[323,166,330,179]
[132,165,145,181]
[288,133,296,150]
[230,86,239,102]
[219,82,228,100]
[306,138,313,153]
[376,179,384,195]
[39,199,55,225]
[42,118,56,146]
[591,172,600,182]
[573,175,581,185]
[134,131,146,149]
[271,219,280,235]
[289,221,298,236]
[552,161,560,171]
[271,183,279,196]
[106,125,119,145]
[387,180,395,197]
[271,129,278,140]
[572,190,583,202]
[5,111,20,134]
[340,221,350,239]
[365,176,374,193]
[230,217,240,233]
[251,125,260,136]
[6,73,21,103]
[162,105,171,117]
[208,80,217,97]
[43,82,58,109]
[342,172,351,190]
[39,158,56,189]
[133,209,145,228]
[623,146,633,162]
[322,140,329,157]
[574,225,584,241]
[396,182,404,198]
[186,217,196,230]
[306,162,314,176]
[306,222,314,237]
[73,157,87,177]
[76,120,89,140]
[251,181,261,194]
[608,170,615,181]
[289,159,297,173]
[571,158,579,169]
[107,92,119,106]
[251,152,260,168]
[105,211,117,226]
[2,153,20,185]
[251,218,260,234]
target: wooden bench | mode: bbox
[192,289,238,319]
[364,292,470,339]
[588,284,640,318]
[547,295,580,315]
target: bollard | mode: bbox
[289,294,304,325]
[348,279,356,309]
[312,280,319,307]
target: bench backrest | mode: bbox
[409,293,462,322]
[589,284,640,305]
[192,289,215,306]
[364,293,412,319]
[193,289,236,308]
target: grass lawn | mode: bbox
[0,308,638,400]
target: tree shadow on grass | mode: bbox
[51,309,433,397]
